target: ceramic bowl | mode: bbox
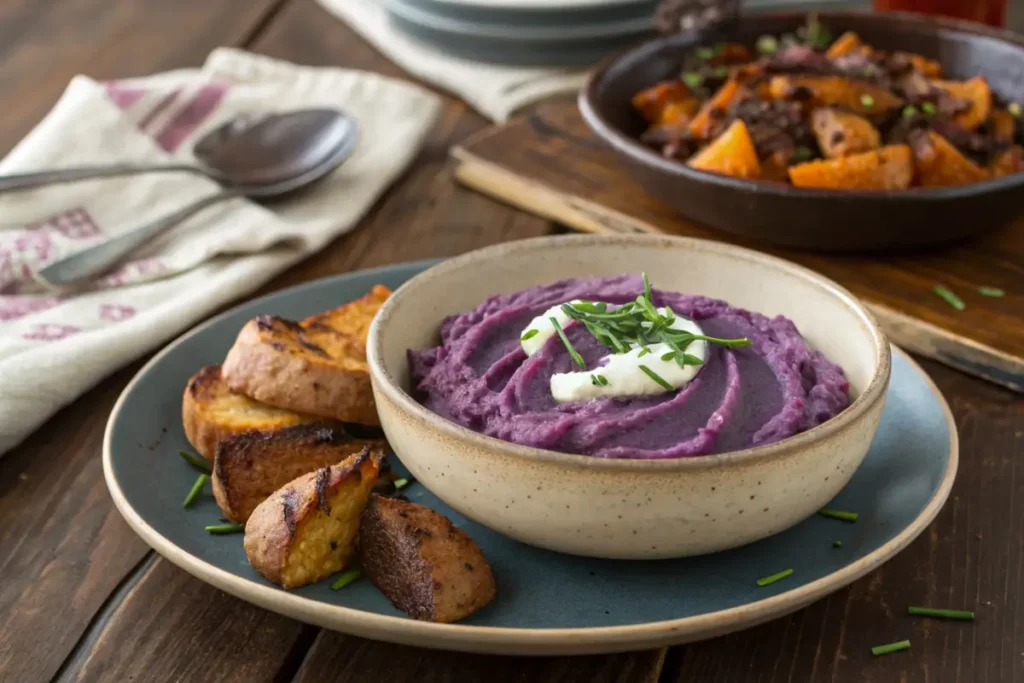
[366,234,891,559]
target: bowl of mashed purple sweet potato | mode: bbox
[367,234,890,559]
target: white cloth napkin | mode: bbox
[0,48,441,457]
[317,0,588,122]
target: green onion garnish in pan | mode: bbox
[934,285,965,311]
[978,286,1004,298]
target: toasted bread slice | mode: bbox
[244,447,383,588]
[222,285,391,426]
[213,424,386,523]
[182,365,317,461]
[358,494,496,623]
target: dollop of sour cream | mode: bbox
[520,302,707,403]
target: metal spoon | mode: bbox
[0,109,356,192]
[34,110,358,288]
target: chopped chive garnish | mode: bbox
[642,272,653,304]
[520,329,539,342]
[1009,102,1021,118]
[871,640,911,656]
[756,568,793,587]
[331,569,362,590]
[639,365,672,390]
[792,146,815,162]
[921,101,937,115]
[660,351,676,361]
[590,374,600,386]
[833,540,842,548]
[182,474,208,508]
[712,66,729,79]
[597,374,609,386]
[902,105,918,118]
[934,285,965,311]
[756,35,779,54]
[978,286,1004,297]
[550,317,586,369]
[178,449,212,473]
[819,509,858,522]
[637,348,652,358]
[908,606,975,620]
[206,523,245,535]
[682,72,704,89]
[860,94,875,108]
[394,477,410,490]
[695,46,715,60]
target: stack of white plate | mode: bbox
[385,0,660,67]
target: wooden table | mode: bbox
[1,2,1021,681]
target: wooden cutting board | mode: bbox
[451,99,1023,391]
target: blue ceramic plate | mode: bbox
[104,260,957,655]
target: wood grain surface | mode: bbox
[451,101,1024,392]
[1,1,1022,682]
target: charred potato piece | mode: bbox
[913,132,990,187]
[244,448,383,588]
[897,52,942,78]
[811,108,881,158]
[769,75,903,115]
[990,109,1016,144]
[631,81,699,125]
[688,119,761,179]
[990,145,1023,177]
[358,494,496,624]
[931,77,992,130]
[213,424,386,523]
[789,144,914,190]
[182,365,317,461]
[688,79,743,139]
[222,285,391,426]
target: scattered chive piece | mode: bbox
[594,374,609,386]
[639,364,672,390]
[792,146,815,162]
[871,640,911,656]
[978,286,1004,297]
[1009,102,1022,118]
[712,66,730,79]
[661,351,676,361]
[756,34,779,54]
[695,46,715,60]
[590,374,600,386]
[550,317,586,369]
[682,72,704,89]
[520,329,539,342]
[908,606,975,620]
[331,569,363,590]
[902,105,918,118]
[638,348,652,358]
[206,523,245,535]
[860,94,875,108]
[178,449,212,473]
[819,509,858,522]
[934,285,966,311]
[394,477,410,490]
[921,101,937,115]
[757,568,793,587]
[833,540,842,548]
[182,474,208,509]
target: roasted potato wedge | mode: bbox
[244,448,383,588]
[897,52,942,77]
[990,109,1016,144]
[769,75,903,114]
[811,108,881,158]
[789,144,913,190]
[688,79,743,139]
[213,424,386,523]
[932,76,992,130]
[826,31,869,59]
[182,365,317,461]
[632,81,700,125]
[990,145,1023,177]
[912,132,990,187]
[358,494,496,623]
[688,119,761,179]
[222,285,391,426]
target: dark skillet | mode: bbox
[579,10,1024,252]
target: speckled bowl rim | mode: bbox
[102,258,953,654]
[367,234,891,473]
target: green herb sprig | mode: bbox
[552,273,751,374]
